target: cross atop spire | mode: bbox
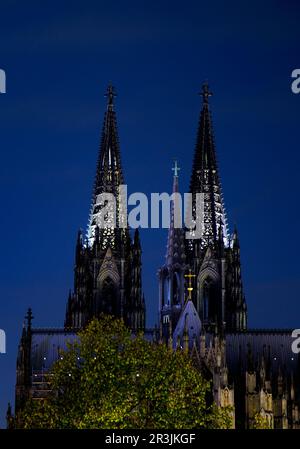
[105,83,117,110]
[25,308,34,330]
[199,81,213,105]
[172,160,180,177]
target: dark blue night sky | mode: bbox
[0,0,300,426]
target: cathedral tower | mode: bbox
[65,85,145,331]
[158,84,247,333]
[186,83,247,332]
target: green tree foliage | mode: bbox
[20,316,232,429]
[252,412,272,429]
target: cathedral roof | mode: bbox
[29,327,298,375]
[26,326,300,401]
[172,299,202,349]
[29,327,155,372]
[30,329,78,371]
[225,330,300,379]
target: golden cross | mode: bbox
[184,269,196,301]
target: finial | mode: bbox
[6,403,13,429]
[25,308,34,330]
[184,269,196,301]
[232,225,240,249]
[218,215,224,242]
[168,319,173,350]
[159,320,163,344]
[105,83,117,109]
[153,324,157,343]
[199,81,213,105]
[218,215,223,232]
[77,228,83,244]
[172,160,180,177]
[6,402,12,416]
[134,228,140,245]
[183,315,189,353]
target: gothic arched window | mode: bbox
[202,276,219,323]
[203,279,210,321]
[173,272,180,305]
[101,276,118,315]
[163,276,170,307]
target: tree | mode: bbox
[19,315,232,429]
[252,412,272,429]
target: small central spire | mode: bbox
[105,83,117,110]
[199,81,213,105]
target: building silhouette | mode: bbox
[12,84,300,429]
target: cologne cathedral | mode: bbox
[12,84,300,429]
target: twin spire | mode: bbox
[167,82,229,253]
[87,84,125,247]
[88,82,229,249]
[190,82,229,248]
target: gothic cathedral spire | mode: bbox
[189,82,229,250]
[65,85,145,331]
[175,83,247,333]
[87,84,127,250]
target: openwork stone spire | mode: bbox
[189,82,229,248]
[65,85,145,331]
[87,84,127,248]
